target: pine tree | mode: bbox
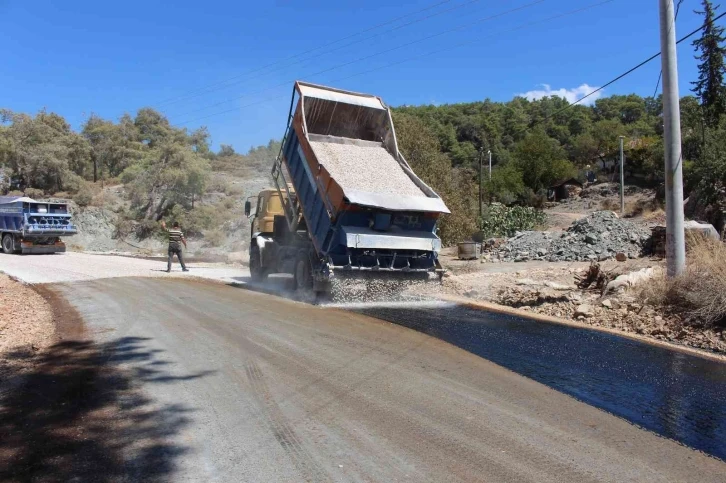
[692,0,726,128]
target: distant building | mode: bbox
[548,178,584,202]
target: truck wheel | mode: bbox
[250,246,267,282]
[2,234,15,254]
[295,256,313,293]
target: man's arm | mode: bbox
[181,234,187,249]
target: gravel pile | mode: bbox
[488,211,652,262]
[309,140,425,197]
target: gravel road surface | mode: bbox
[0,252,249,284]
[25,276,725,482]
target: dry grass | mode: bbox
[625,197,663,219]
[600,198,617,211]
[641,236,726,327]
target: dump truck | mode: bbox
[245,81,449,296]
[0,196,77,254]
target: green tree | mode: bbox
[82,114,144,181]
[0,109,91,193]
[218,144,236,157]
[511,130,576,193]
[120,109,211,219]
[393,112,477,245]
[484,163,525,205]
[692,0,726,128]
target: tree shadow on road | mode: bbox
[0,336,213,482]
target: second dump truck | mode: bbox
[0,196,77,254]
[245,81,449,295]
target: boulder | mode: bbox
[574,304,595,318]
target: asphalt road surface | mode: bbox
[22,276,724,482]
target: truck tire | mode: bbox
[295,255,313,293]
[250,245,267,282]
[2,234,15,254]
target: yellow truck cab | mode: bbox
[244,186,296,282]
[249,189,285,235]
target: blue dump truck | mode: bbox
[245,82,450,296]
[0,196,77,254]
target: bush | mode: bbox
[478,203,547,239]
[73,185,94,207]
[204,229,227,247]
[640,236,726,328]
[51,191,71,200]
[207,178,230,194]
[24,187,45,199]
[225,184,244,197]
[114,216,135,239]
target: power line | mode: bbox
[175,0,613,126]
[159,0,487,109]
[155,0,455,107]
[526,8,726,133]
[174,0,548,120]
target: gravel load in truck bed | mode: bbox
[309,140,426,198]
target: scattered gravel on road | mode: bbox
[0,252,249,285]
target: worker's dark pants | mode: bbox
[168,246,187,271]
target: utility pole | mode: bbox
[488,150,492,180]
[478,147,483,218]
[619,136,625,215]
[659,0,686,277]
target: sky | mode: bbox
[0,0,716,152]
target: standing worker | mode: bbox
[161,220,189,273]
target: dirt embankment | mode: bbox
[439,256,726,355]
[0,274,54,367]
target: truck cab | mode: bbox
[245,187,300,282]
[248,189,285,237]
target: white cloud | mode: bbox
[517,83,603,105]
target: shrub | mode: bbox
[207,178,230,194]
[225,184,244,197]
[204,229,227,247]
[640,236,726,328]
[73,185,94,207]
[114,217,135,239]
[24,187,45,199]
[478,203,547,239]
[51,191,71,200]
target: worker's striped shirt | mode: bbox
[168,229,184,249]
